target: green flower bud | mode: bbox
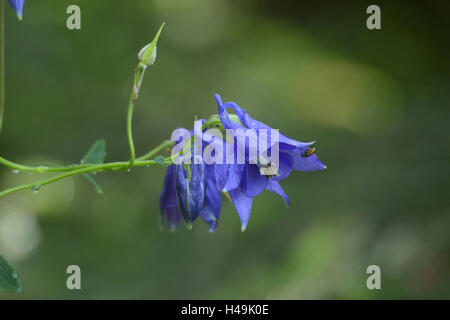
[138,23,165,66]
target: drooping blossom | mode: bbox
[213,94,326,230]
[159,95,326,232]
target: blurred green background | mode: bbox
[0,0,449,299]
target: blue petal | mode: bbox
[8,0,25,20]
[216,95,281,163]
[241,164,268,197]
[265,180,290,207]
[229,188,253,231]
[175,161,206,225]
[219,97,314,148]
[215,94,243,130]
[290,148,327,171]
[272,152,294,181]
[160,165,182,231]
[160,165,177,207]
[164,206,182,232]
[215,163,244,192]
[200,165,222,232]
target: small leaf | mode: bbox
[81,140,107,194]
[84,174,104,195]
[0,253,22,293]
[81,140,107,165]
[153,155,167,167]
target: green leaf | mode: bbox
[81,140,107,194]
[0,253,22,293]
[153,155,167,167]
[84,174,104,195]
[81,140,107,165]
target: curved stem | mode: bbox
[126,90,136,168]
[0,23,171,200]
[137,139,173,161]
[0,117,220,197]
[127,63,147,168]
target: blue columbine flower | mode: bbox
[213,94,326,231]
[160,95,326,232]
[8,0,26,21]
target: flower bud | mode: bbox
[138,43,157,66]
[138,23,165,66]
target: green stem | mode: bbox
[0,138,173,199]
[0,159,158,199]
[0,157,83,172]
[0,23,171,200]
[137,139,173,161]
[0,0,5,132]
[126,89,136,168]
[0,139,173,173]
[127,63,147,169]
[0,117,220,197]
